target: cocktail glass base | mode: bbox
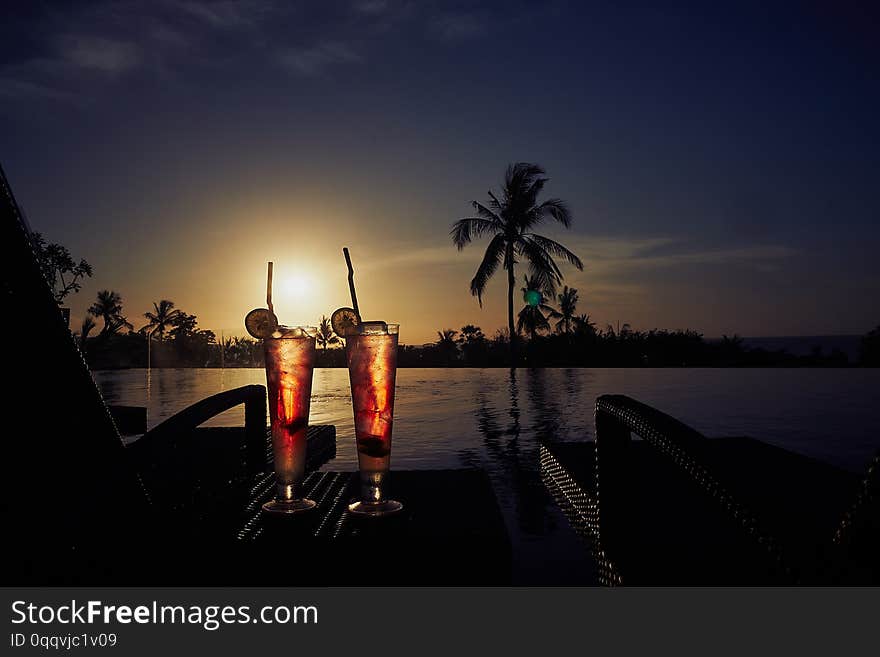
[348,499,403,517]
[262,498,317,515]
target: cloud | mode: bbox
[279,41,361,76]
[178,0,273,29]
[565,235,797,274]
[61,37,141,74]
[431,13,485,40]
[369,235,797,278]
[0,77,79,102]
[353,0,391,15]
[0,2,511,100]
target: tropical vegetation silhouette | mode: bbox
[451,162,583,363]
[317,315,340,352]
[861,326,880,366]
[30,232,93,305]
[30,226,874,370]
[516,275,559,339]
[436,329,459,365]
[88,290,133,336]
[144,300,183,339]
[554,286,579,335]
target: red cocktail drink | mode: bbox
[262,325,317,515]
[345,321,402,516]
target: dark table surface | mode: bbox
[229,468,512,585]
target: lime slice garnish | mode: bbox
[331,307,360,337]
[245,308,278,339]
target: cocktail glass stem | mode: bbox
[360,472,385,503]
[277,482,299,502]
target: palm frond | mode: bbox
[487,190,503,212]
[526,233,584,270]
[516,304,551,336]
[472,201,504,224]
[506,163,545,196]
[535,198,572,228]
[544,304,562,319]
[450,216,499,250]
[524,176,548,206]
[516,238,562,297]
[469,234,507,306]
[504,163,546,220]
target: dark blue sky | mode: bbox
[2,1,878,341]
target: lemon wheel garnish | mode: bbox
[331,307,360,337]
[245,308,278,339]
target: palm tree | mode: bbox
[88,290,132,336]
[606,322,632,340]
[79,314,96,349]
[554,286,578,335]
[223,335,259,366]
[143,300,182,340]
[516,275,557,340]
[436,329,459,364]
[573,313,597,337]
[437,328,458,345]
[316,315,340,351]
[456,324,485,345]
[451,162,583,363]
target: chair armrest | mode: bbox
[134,384,266,471]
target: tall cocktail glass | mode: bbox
[345,321,402,516]
[262,325,318,515]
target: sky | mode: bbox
[2,1,878,344]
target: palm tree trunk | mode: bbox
[507,251,516,367]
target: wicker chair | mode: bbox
[594,395,879,584]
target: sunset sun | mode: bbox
[281,274,310,300]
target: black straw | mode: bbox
[343,247,360,318]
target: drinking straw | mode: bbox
[343,247,360,318]
[266,261,274,316]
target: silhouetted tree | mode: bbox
[457,325,485,344]
[317,315,340,351]
[436,328,459,364]
[516,276,556,339]
[89,290,132,336]
[860,325,880,366]
[451,162,583,364]
[517,306,551,339]
[168,312,215,365]
[30,232,93,305]
[223,335,260,366]
[79,315,96,350]
[573,313,597,337]
[554,286,578,334]
[169,312,198,339]
[143,300,182,340]
[457,324,488,365]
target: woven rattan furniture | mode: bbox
[541,395,879,585]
